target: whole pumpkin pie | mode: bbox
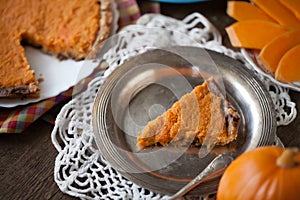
[0,0,112,98]
[137,79,240,149]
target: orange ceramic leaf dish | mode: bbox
[226,20,291,49]
[275,44,300,83]
[279,0,300,20]
[227,1,275,22]
[258,30,300,73]
[251,0,300,28]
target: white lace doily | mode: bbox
[51,13,297,199]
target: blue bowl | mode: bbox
[153,0,209,3]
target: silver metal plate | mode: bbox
[92,46,276,196]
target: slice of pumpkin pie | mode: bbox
[137,78,240,149]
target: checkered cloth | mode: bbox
[0,0,160,134]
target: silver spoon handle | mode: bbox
[164,153,235,200]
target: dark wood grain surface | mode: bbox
[1,1,299,199]
[0,120,72,199]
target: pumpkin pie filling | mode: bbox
[137,79,240,149]
[0,0,112,98]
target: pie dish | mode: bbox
[92,46,277,195]
[0,0,113,98]
[0,47,99,108]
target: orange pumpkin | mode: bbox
[217,146,300,200]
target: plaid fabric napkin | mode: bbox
[0,0,160,134]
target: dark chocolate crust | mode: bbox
[0,82,40,98]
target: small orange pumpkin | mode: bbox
[217,146,300,200]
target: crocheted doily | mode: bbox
[51,13,296,199]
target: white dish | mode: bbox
[0,47,99,108]
[241,49,300,92]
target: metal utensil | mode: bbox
[164,152,235,200]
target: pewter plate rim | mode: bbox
[92,46,277,196]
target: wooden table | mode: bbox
[1,1,300,199]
